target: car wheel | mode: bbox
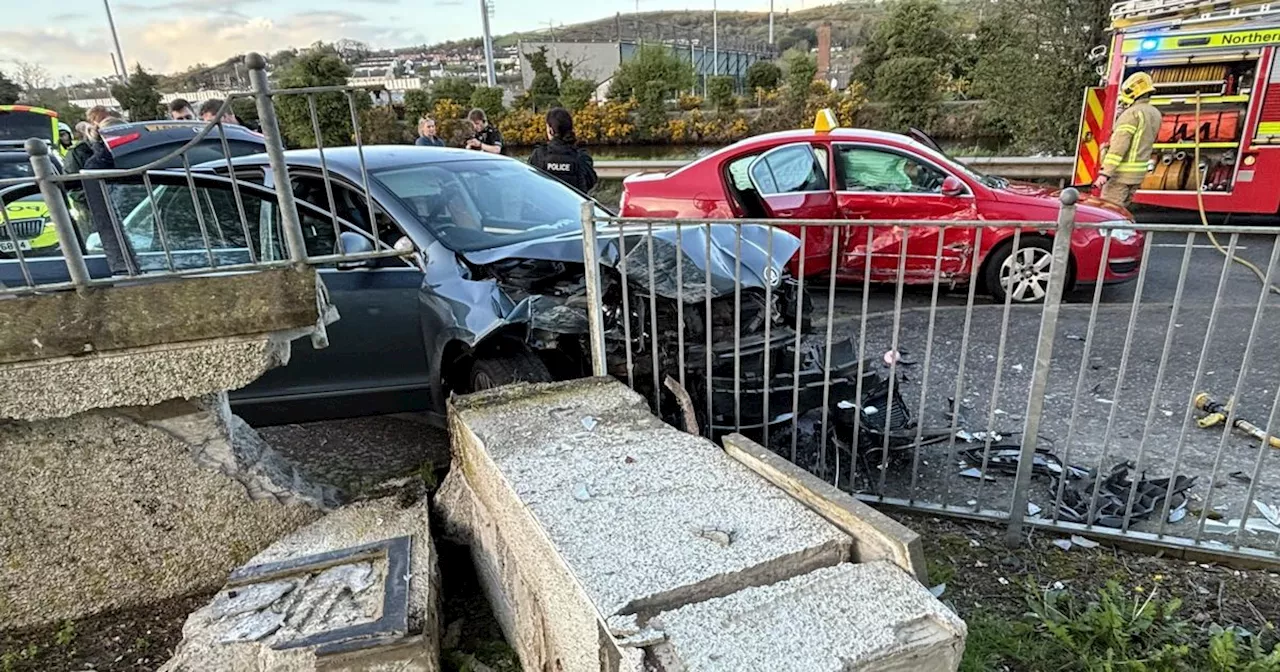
[468,350,553,392]
[986,237,1056,304]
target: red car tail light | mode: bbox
[105,132,141,149]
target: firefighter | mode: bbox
[528,107,597,194]
[1094,71,1162,209]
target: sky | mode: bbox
[1,0,818,82]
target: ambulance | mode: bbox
[1076,0,1280,215]
[0,105,60,258]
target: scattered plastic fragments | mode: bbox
[1070,535,1100,549]
[1057,462,1196,528]
[1229,471,1253,485]
[572,483,592,502]
[581,416,599,431]
[1027,502,1043,517]
[1053,539,1073,551]
[929,583,947,598]
[695,527,734,548]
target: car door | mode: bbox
[236,171,431,424]
[832,143,978,283]
[743,142,838,274]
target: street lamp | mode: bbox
[769,0,775,45]
[102,0,128,83]
[479,0,496,87]
[712,0,718,76]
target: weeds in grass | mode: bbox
[53,621,75,648]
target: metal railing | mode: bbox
[0,52,405,296]
[577,195,1280,565]
[593,156,1077,183]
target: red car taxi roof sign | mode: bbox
[814,109,838,134]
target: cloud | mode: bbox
[116,0,252,12]
[0,11,427,80]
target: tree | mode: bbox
[110,66,163,121]
[274,44,365,148]
[777,26,819,52]
[782,50,818,108]
[0,71,19,105]
[404,88,432,121]
[559,78,596,111]
[430,78,475,107]
[608,45,694,101]
[854,0,958,91]
[875,57,943,130]
[637,80,668,138]
[10,60,51,92]
[708,76,737,112]
[469,86,505,120]
[358,106,408,144]
[746,61,782,93]
[525,47,561,110]
[970,0,1111,152]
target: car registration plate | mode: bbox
[0,240,33,253]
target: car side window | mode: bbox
[748,144,829,196]
[834,146,947,194]
[113,182,265,254]
[290,175,411,265]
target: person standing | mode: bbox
[415,116,445,147]
[528,107,597,194]
[464,108,503,154]
[1094,72,1161,209]
[56,123,73,155]
[78,109,135,274]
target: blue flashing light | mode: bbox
[1140,38,1160,52]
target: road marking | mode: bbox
[1151,243,1248,250]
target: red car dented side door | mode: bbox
[738,142,838,273]
[831,143,979,284]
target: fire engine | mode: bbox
[1076,0,1280,215]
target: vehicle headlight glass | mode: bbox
[1105,223,1138,242]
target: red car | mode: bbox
[620,122,1145,303]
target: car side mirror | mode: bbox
[941,176,967,197]
[336,231,375,270]
[395,235,425,272]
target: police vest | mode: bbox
[540,144,585,189]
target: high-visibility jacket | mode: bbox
[1101,100,1162,184]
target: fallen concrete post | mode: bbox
[161,496,440,672]
[0,269,338,629]
[437,378,965,671]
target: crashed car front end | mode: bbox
[463,223,878,440]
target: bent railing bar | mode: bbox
[307,93,347,257]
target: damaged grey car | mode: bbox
[0,145,867,437]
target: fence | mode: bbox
[577,198,1280,565]
[0,52,405,296]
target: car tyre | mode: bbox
[468,350,553,392]
[985,237,1057,304]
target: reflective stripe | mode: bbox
[1116,124,1138,134]
[1103,153,1123,167]
[1128,112,1147,164]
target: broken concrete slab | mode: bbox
[162,496,439,672]
[650,562,966,672]
[0,394,324,629]
[439,378,967,672]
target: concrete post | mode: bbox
[1006,188,1078,545]
[245,52,307,266]
[27,139,90,288]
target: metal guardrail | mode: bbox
[0,53,406,295]
[576,198,1280,565]
[594,156,1077,182]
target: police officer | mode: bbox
[528,107,597,194]
[465,108,503,154]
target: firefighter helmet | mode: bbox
[1119,71,1156,105]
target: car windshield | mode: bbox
[0,157,33,181]
[373,159,598,251]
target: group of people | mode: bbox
[166,97,254,129]
[414,106,598,194]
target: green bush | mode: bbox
[708,76,737,113]
[873,57,943,131]
[468,86,505,121]
[403,88,432,121]
[637,80,668,138]
[559,78,596,111]
[430,78,475,107]
[746,61,782,92]
[274,45,366,148]
[609,45,694,101]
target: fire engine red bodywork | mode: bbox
[620,128,1144,290]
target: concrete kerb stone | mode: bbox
[439,378,965,671]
